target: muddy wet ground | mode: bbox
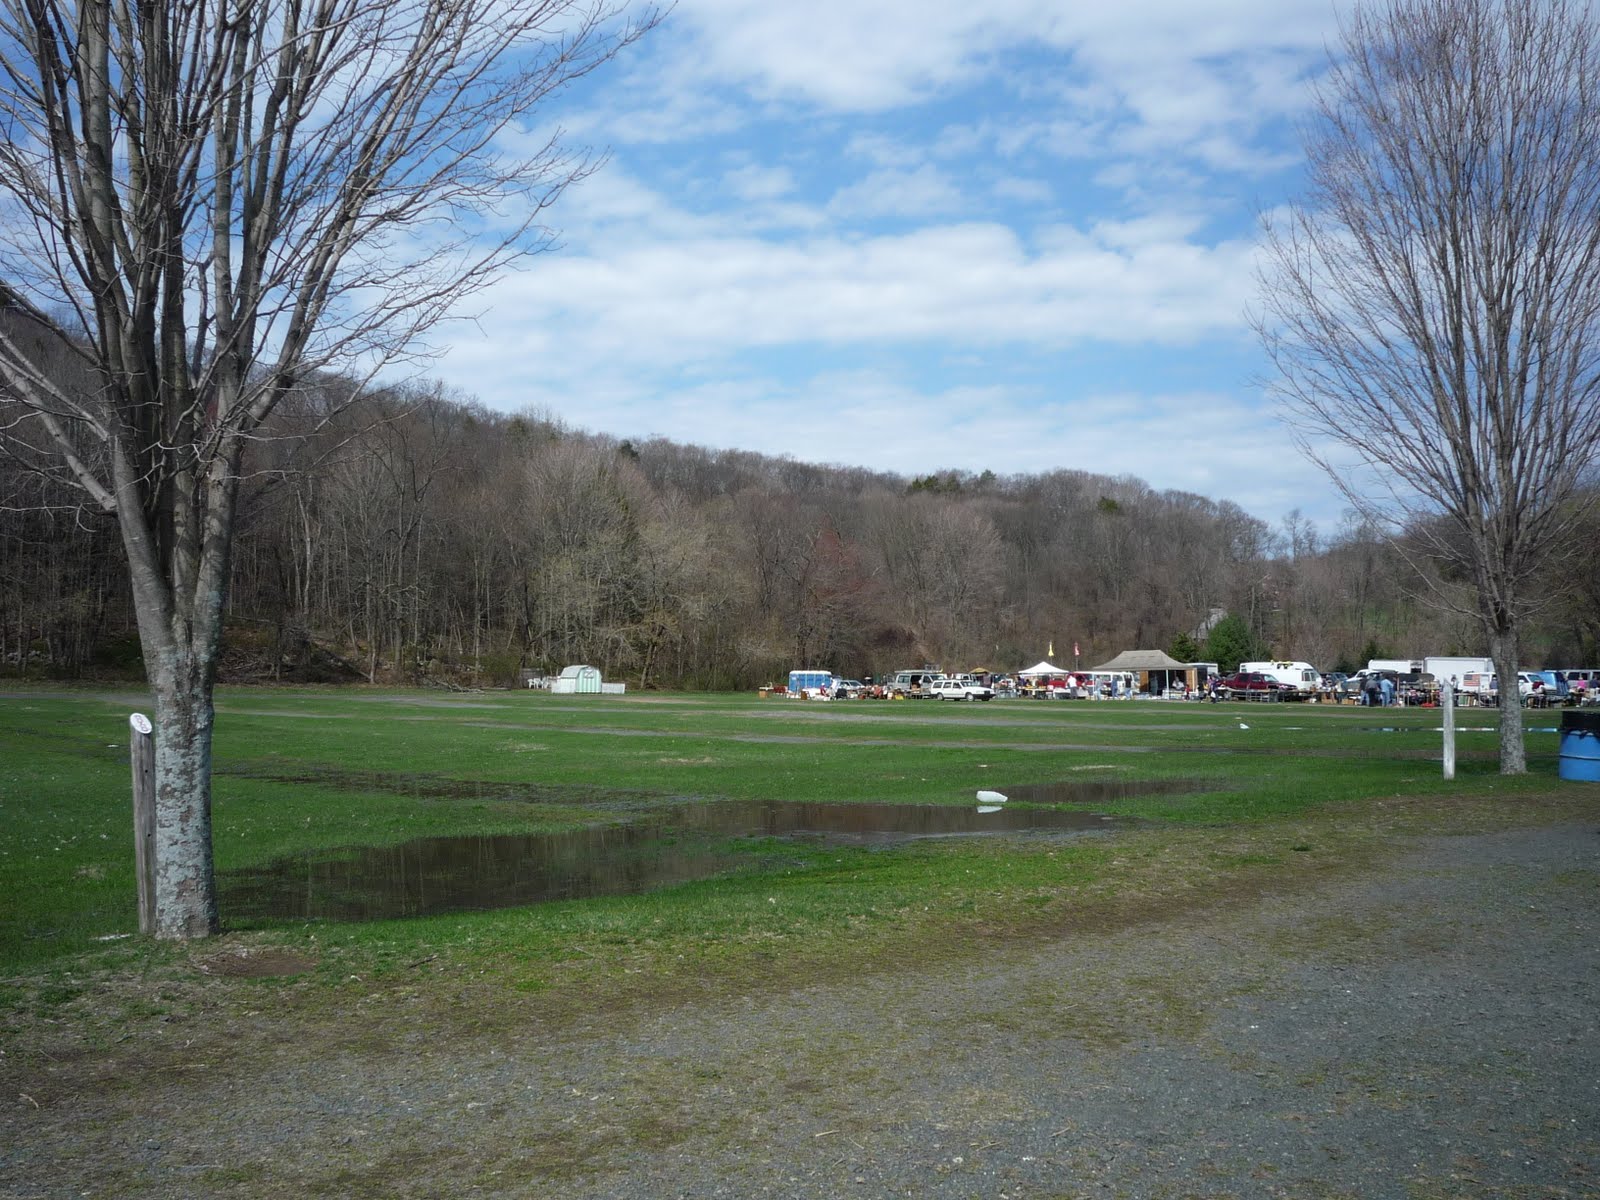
[216,792,1162,920]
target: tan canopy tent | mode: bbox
[1089,650,1188,672]
[1089,649,1194,695]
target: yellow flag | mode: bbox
[1048,641,1054,658]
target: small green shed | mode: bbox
[552,664,603,695]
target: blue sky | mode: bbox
[433,0,1356,532]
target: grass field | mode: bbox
[5,685,1594,1200]
[0,685,1581,1018]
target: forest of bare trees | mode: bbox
[6,364,1597,690]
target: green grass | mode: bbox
[0,685,1579,994]
[3,685,1591,1200]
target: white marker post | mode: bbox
[1441,682,1456,781]
[129,713,156,935]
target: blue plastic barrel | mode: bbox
[1558,711,1600,782]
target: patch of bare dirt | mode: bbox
[194,947,319,978]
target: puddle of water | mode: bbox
[219,797,1132,923]
[664,798,1117,840]
[998,778,1206,805]
[1355,726,1548,734]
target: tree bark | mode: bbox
[148,661,220,938]
[1487,626,1526,776]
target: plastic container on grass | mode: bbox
[1558,710,1600,782]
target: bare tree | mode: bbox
[0,0,657,936]
[1257,0,1600,773]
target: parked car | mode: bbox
[1321,671,1349,690]
[1217,671,1294,699]
[832,679,867,698]
[885,669,943,698]
[928,677,995,701]
[1521,671,1569,705]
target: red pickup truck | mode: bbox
[1218,671,1294,699]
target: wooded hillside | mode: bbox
[4,375,1597,687]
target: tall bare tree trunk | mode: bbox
[122,509,230,934]
[1487,628,1526,776]
[146,655,220,938]
[0,0,659,936]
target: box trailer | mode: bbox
[787,669,836,698]
[1366,658,1422,675]
[1423,656,1495,687]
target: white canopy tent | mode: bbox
[1018,660,1068,676]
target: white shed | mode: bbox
[551,664,603,694]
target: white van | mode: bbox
[1239,661,1323,697]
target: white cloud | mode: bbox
[826,165,965,220]
[597,88,749,145]
[419,2,1358,525]
[991,175,1055,206]
[453,219,1258,371]
[432,196,1310,507]
[843,132,929,169]
[723,164,797,201]
[667,0,1022,111]
[460,152,1268,360]
[652,0,1337,156]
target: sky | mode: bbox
[432,0,1358,534]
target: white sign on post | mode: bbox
[1442,683,1456,780]
[129,713,156,934]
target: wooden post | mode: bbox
[130,713,156,935]
[1442,682,1456,781]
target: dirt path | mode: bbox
[4,821,1597,1199]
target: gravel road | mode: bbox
[4,820,1598,1199]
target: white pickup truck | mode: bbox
[927,676,995,701]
